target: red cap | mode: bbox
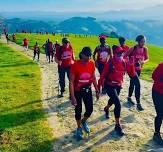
[99,35,109,39]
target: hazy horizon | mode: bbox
[0,0,163,12]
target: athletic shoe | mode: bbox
[81,120,90,134]
[153,133,163,146]
[127,97,135,105]
[58,92,64,98]
[137,103,144,111]
[115,124,125,136]
[76,128,83,141]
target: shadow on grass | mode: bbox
[0,61,34,68]
[0,109,45,129]
[0,99,42,113]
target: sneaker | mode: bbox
[76,128,83,141]
[104,107,110,119]
[153,133,163,146]
[81,120,90,134]
[137,103,144,111]
[127,97,135,105]
[58,92,64,98]
[115,124,125,136]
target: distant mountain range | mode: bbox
[1,5,163,21]
[1,5,163,47]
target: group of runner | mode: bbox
[4,32,163,145]
[54,35,163,146]
[69,35,149,140]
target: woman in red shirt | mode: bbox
[124,35,149,111]
[70,47,99,141]
[98,45,136,136]
[152,63,163,146]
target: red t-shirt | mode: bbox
[121,45,130,53]
[70,59,95,91]
[125,46,148,71]
[152,62,163,94]
[48,42,53,52]
[56,45,74,68]
[55,43,60,51]
[98,56,136,87]
[23,39,29,46]
[34,45,40,53]
[94,45,111,64]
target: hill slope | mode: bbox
[0,40,53,152]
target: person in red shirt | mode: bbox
[47,39,54,62]
[152,62,163,146]
[54,40,60,52]
[23,38,29,51]
[98,45,136,136]
[124,35,149,111]
[55,38,75,97]
[70,47,99,141]
[119,37,130,54]
[93,37,112,74]
[93,37,112,94]
[33,42,40,61]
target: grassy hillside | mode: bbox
[0,43,53,152]
[14,33,163,81]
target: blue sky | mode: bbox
[0,0,163,12]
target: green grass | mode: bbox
[0,43,54,152]
[14,33,163,81]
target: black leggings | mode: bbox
[58,67,70,93]
[152,90,163,133]
[75,88,93,120]
[33,51,40,60]
[97,62,105,75]
[128,71,141,103]
[105,85,121,118]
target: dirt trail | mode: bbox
[1,37,163,152]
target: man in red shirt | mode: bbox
[98,45,136,136]
[70,47,99,140]
[124,35,149,111]
[55,38,75,97]
[93,37,112,94]
[152,62,163,146]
